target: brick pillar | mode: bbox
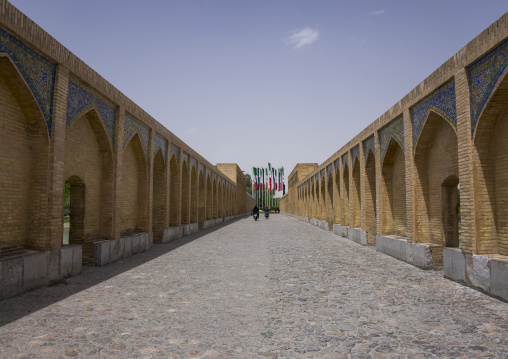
[47,65,69,250]
[455,68,477,255]
[164,144,170,230]
[359,143,365,230]
[348,150,352,228]
[375,129,382,236]
[177,148,182,226]
[403,109,415,242]
[147,129,154,233]
[112,107,125,239]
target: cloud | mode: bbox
[369,9,385,16]
[285,27,319,49]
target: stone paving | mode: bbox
[1,215,508,358]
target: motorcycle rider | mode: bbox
[252,204,259,219]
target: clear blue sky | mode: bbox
[10,0,508,189]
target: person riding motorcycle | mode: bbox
[252,205,259,220]
[264,206,270,218]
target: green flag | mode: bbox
[268,163,271,171]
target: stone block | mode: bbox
[182,224,190,236]
[123,236,133,258]
[443,247,465,282]
[203,220,214,230]
[189,223,198,234]
[405,242,414,265]
[466,254,491,292]
[376,235,399,259]
[490,258,508,301]
[310,218,318,226]
[2,257,23,299]
[95,240,111,267]
[148,232,154,250]
[348,228,368,245]
[132,235,141,254]
[72,245,82,276]
[48,250,61,282]
[61,245,74,277]
[109,239,121,263]
[23,252,49,292]
[318,221,329,231]
[412,243,434,270]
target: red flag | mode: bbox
[269,178,272,191]
[275,183,277,191]
[260,183,263,191]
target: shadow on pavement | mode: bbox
[0,217,248,327]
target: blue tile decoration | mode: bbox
[342,153,349,169]
[327,164,333,177]
[213,173,217,181]
[199,163,205,181]
[191,158,197,171]
[124,113,149,162]
[411,80,456,146]
[67,78,116,147]
[182,152,189,169]
[380,116,404,164]
[169,144,180,163]
[334,159,340,173]
[0,28,55,136]
[468,39,508,138]
[351,145,360,165]
[154,133,167,162]
[363,136,375,160]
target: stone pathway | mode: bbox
[0,215,507,358]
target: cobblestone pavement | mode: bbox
[1,215,508,358]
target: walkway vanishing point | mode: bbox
[1,215,507,359]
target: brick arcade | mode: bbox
[0,1,255,300]
[280,13,508,302]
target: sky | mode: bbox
[9,1,508,191]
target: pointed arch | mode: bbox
[342,163,350,226]
[206,175,212,220]
[169,153,180,227]
[213,178,218,219]
[334,164,341,224]
[414,111,458,247]
[191,166,198,225]
[381,138,406,236]
[0,56,50,252]
[327,172,334,230]
[181,161,190,225]
[65,108,114,249]
[352,157,361,228]
[473,64,508,255]
[364,150,377,242]
[121,133,148,235]
[152,149,167,242]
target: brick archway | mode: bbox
[364,150,377,241]
[473,67,508,256]
[414,111,458,246]
[152,150,166,242]
[121,133,148,235]
[352,158,361,229]
[0,56,50,252]
[381,138,405,237]
[342,164,350,226]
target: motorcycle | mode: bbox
[253,212,259,221]
[264,210,269,219]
